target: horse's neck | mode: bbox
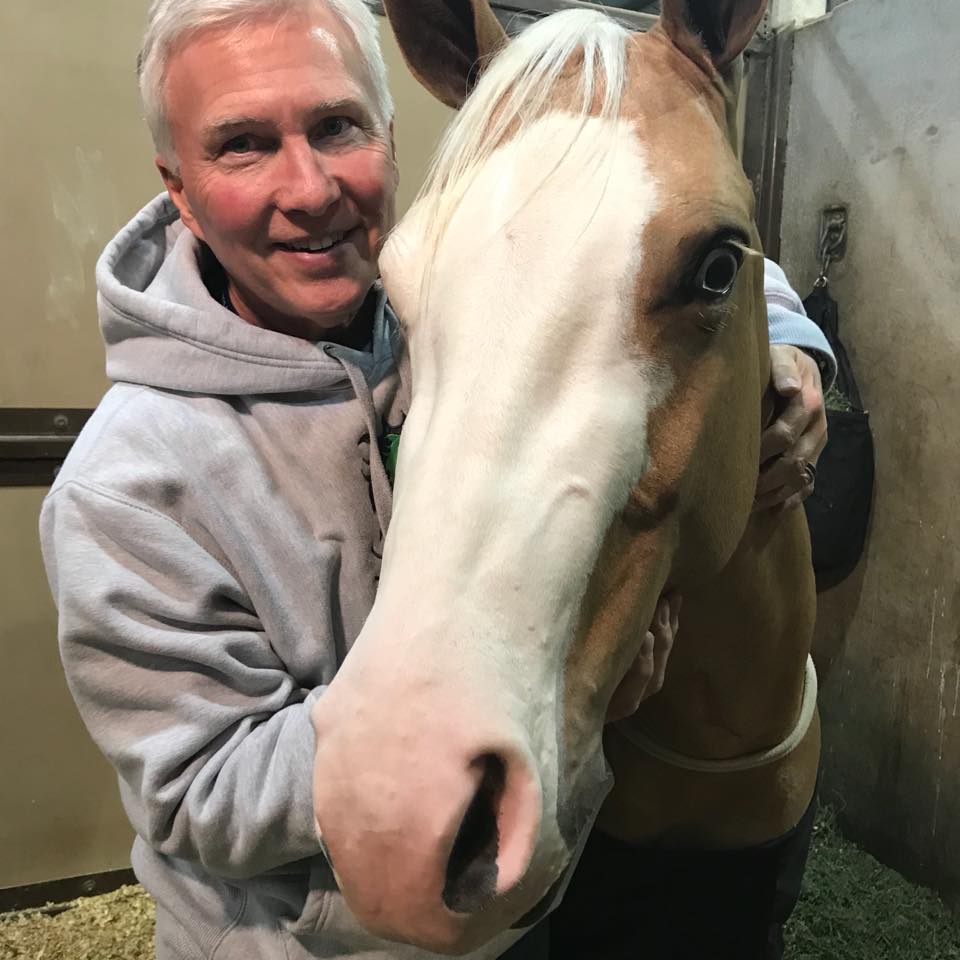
[631,505,816,759]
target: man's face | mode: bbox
[160,5,398,340]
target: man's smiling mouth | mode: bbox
[276,231,347,253]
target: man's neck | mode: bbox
[200,244,376,350]
[319,290,378,351]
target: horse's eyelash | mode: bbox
[697,302,734,333]
[729,240,763,259]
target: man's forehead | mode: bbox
[173,4,353,61]
[165,5,376,125]
[304,21,345,59]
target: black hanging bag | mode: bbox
[802,285,875,591]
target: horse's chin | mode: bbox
[510,868,569,929]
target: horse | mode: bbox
[309,0,820,954]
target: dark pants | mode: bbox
[548,792,817,960]
[500,920,550,960]
[500,790,816,960]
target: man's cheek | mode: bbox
[203,184,266,240]
[352,152,395,205]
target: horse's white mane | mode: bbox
[413,9,630,250]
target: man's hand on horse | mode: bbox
[606,592,680,721]
[754,345,828,513]
[606,347,824,720]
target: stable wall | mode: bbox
[778,0,960,905]
[0,2,451,892]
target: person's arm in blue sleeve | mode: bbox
[757,258,835,513]
[765,258,837,387]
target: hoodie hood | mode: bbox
[96,193,399,396]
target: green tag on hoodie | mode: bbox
[383,433,401,488]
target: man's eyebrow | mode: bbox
[202,117,268,141]
[202,98,375,141]
[305,96,376,122]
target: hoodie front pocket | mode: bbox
[283,857,336,939]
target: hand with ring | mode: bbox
[754,344,828,513]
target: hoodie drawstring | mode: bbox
[328,350,394,540]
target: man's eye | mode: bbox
[318,116,355,138]
[221,134,258,155]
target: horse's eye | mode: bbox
[693,246,742,299]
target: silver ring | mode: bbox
[802,461,818,487]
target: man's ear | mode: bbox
[659,0,767,73]
[156,158,205,240]
[381,0,508,109]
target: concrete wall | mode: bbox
[769,0,827,29]
[779,0,960,905]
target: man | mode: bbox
[40,1,834,958]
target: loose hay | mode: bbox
[787,806,960,959]
[2,810,959,958]
[824,383,856,412]
[0,885,154,960]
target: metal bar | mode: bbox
[0,408,93,487]
[741,47,773,244]
[0,868,137,915]
[369,0,657,29]
[365,0,538,31]
[753,28,795,260]
[492,0,658,30]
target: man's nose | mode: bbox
[274,141,342,217]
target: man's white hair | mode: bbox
[138,0,394,170]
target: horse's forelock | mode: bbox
[411,10,631,273]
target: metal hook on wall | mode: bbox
[815,205,848,288]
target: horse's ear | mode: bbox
[381,0,508,109]
[659,0,767,73]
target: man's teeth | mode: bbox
[285,233,345,252]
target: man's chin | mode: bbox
[239,280,376,342]
[292,287,379,346]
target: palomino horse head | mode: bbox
[311,0,770,951]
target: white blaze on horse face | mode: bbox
[377,112,666,829]
[383,111,664,645]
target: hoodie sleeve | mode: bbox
[765,258,838,388]
[40,479,323,880]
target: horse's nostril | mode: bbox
[442,753,505,914]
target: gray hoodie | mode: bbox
[39,194,526,959]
